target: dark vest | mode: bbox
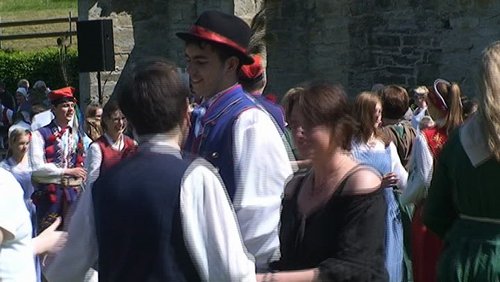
[92,151,200,282]
[95,135,137,173]
[183,85,256,200]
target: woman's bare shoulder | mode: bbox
[342,167,382,195]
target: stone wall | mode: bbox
[78,0,500,103]
[265,0,500,97]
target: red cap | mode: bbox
[239,54,264,81]
[48,87,77,104]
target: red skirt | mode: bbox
[411,203,443,282]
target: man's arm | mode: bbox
[180,160,256,281]
[232,108,293,271]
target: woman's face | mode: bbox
[373,102,382,128]
[94,108,103,121]
[104,110,127,136]
[289,105,308,159]
[11,133,30,158]
[415,94,427,108]
[298,111,332,162]
[15,92,26,105]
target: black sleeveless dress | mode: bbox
[274,166,388,281]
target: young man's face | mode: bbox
[53,101,75,123]
[185,43,229,98]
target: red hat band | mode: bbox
[189,25,247,54]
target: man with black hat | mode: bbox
[45,58,256,282]
[178,10,293,271]
[29,87,86,232]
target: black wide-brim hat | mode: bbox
[176,10,254,65]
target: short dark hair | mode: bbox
[297,82,358,151]
[380,85,409,120]
[117,58,189,135]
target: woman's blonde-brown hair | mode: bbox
[427,80,463,134]
[297,82,358,151]
[478,41,500,161]
[7,128,31,158]
[353,91,385,144]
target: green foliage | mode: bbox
[0,47,79,97]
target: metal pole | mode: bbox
[0,16,2,49]
[97,71,103,105]
[69,11,72,45]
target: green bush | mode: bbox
[0,47,79,99]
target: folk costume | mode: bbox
[45,134,256,282]
[239,54,287,133]
[402,79,455,282]
[29,87,85,232]
[178,11,293,271]
[424,114,500,281]
[85,133,137,188]
[351,140,408,282]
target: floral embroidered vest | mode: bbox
[422,126,448,159]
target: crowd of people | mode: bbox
[0,10,499,282]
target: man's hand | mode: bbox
[64,167,87,180]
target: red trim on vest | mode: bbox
[96,135,137,173]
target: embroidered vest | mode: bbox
[422,126,448,158]
[183,85,257,200]
[37,121,84,168]
[96,135,137,173]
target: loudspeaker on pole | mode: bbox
[77,19,115,73]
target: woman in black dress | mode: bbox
[259,83,388,282]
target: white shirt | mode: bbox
[231,108,293,271]
[401,132,434,205]
[31,110,54,131]
[84,133,127,189]
[29,122,79,182]
[45,136,256,282]
[0,168,36,282]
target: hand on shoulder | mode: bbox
[342,167,382,195]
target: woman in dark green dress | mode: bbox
[424,41,500,281]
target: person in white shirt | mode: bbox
[84,99,136,189]
[0,168,66,282]
[45,58,255,282]
[178,10,293,271]
[29,87,87,232]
